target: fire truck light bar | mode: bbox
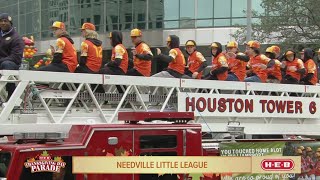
[13,132,68,140]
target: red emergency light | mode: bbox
[118,112,194,124]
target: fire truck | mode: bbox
[0,70,319,179]
[0,111,211,180]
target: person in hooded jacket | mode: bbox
[204,42,228,80]
[280,50,305,84]
[183,40,207,79]
[152,35,185,78]
[0,13,24,101]
[75,23,102,74]
[301,48,318,85]
[127,28,153,76]
[38,21,77,72]
[316,48,320,82]
[100,31,128,75]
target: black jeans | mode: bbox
[0,61,19,101]
[100,66,126,93]
[37,63,69,72]
[281,75,299,84]
[75,65,96,74]
[126,68,143,76]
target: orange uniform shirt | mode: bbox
[282,58,304,81]
[133,42,152,76]
[315,161,320,176]
[211,53,228,80]
[168,48,186,74]
[304,59,318,85]
[247,54,270,83]
[187,51,206,79]
[80,40,102,72]
[267,59,282,81]
[56,37,78,72]
[111,44,128,73]
[227,52,247,81]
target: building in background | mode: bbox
[0,0,264,73]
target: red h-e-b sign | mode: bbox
[261,159,295,171]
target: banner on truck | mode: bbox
[178,92,320,118]
[220,141,320,180]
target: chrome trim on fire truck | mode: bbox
[183,129,187,180]
[183,130,186,156]
[132,129,135,180]
[19,126,200,152]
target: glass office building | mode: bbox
[0,0,264,41]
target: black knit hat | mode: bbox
[0,13,12,25]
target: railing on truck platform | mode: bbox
[0,70,320,135]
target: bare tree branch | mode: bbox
[232,0,320,48]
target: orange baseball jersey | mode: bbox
[187,51,206,79]
[111,44,128,73]
[247,54,270,82]
[211,53,228,80]
[306,156,316,175]
[81,40,102,72]
[267,59,282,81]
[282,58,304,81]
[304,59,318,85]
[315,161,320,176]
[56,37,78,72]
[133,42,152,76]
[227,52,247,81]
[168,48,186,74]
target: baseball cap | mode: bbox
[285,51,295,56]
[296,149,303,154]
[226,41,238,48]
[51,21,65,30]
[298,146,305,150]
[306,147,313,152]
[130,28,142,37]
[185,40,196,46]
[272,45,281,54]
[80,23,96,31]
[265,47,274,53]
[245,40,260,49]
[211,42,219,48]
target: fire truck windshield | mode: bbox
[0,152,10,178]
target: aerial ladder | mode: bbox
[0,70,320,136]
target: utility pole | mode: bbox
[246,0,252,42]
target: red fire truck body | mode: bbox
[0,112,221,180]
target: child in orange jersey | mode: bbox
[38,21,77,72]
[203,42,228,80]
[152,35,186,78]
[301,48,318,85]
[127,28,153,76]
[75,23,102,74]
[265,46,282,83]
[225,41,249,81]
[244,40,274,83]
[183,40,207,79]
[101,31,128,75]
[280,50,306,84]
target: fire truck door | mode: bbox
[86,130,134,180]
[133,129,186,180]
